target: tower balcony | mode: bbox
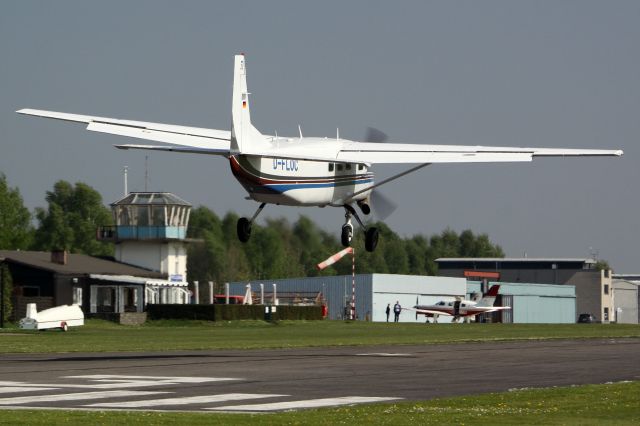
[97,225,187,241]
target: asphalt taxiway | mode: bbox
[0,338,638,412]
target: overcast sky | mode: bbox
[1,1,638,271]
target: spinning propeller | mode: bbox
[362,127,398,221]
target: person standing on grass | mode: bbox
[386,303,391,322]
[393,301,401,322]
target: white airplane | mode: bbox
[17,55,623,252]
[408,285,510,323]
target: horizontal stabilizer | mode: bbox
[114,144,229,155]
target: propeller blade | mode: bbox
[415,296,419,321]
[371,189,398,221]
[364,127,388,143]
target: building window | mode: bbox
[604,284,609,295]
[604,307,609,321]
[73,287,83,305]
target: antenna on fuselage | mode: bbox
[298,125,303,140]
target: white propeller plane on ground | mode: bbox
[18,55,623,252]
[408,285,510,323]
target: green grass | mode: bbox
[0,319,638,354]
[0,381,638,425]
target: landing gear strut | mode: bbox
[237,203,266,243]
[342,205,379,252]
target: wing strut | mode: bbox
[346,163,430,201]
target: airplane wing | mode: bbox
[248,140,623,164]
[478,306,512,313]
[16,109,231,155]
[18,108,623,163]
[403,307,450,316]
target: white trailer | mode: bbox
[19,303,84,331]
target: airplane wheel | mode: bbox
[365,227,379,252]
[237,217,252,243]
[341,224,353,247]
[61,322,68,332]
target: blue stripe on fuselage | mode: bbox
[266,178,374,193]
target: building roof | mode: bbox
[0,250,164,278]
[111,192,191,207]
[436,258,597,264]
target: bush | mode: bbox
[146,304,323,321]
[146,304,216,321]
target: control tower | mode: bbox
[98,192,191,282]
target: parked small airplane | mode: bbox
[408,285,510,323]
[17,55,623,251]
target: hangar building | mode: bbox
[228,274,576,323]
[611,274,640,324]
[437,258,611,322]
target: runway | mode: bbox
[0,338,638,413]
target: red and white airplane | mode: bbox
[17,55,623,252]
[409,285,510,323]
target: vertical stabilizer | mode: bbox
[231,54,265,154]
[477,285,500,307]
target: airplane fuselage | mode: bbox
[414,300,491,318]
[229,151,374,207]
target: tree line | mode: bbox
[0,174,505,288]
[185,207,504,286]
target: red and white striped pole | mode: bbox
[351,248,356,320]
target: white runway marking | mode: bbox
[0,390,168,405]
[0,387,58,394]
[65,375,231,383]
[356,353,412,357]
[86,393,287,408]
[208,396,402,412]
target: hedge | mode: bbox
[146,304,323,321]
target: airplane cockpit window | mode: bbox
[328,163,334,172]
[436,301,445,306]
[346,164,352,170]
[358,164,364,170]
[337,164,344,171]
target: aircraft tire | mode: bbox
[365,227,379,252]
[61,322,68,332]
[341,224,353,247]
[237,217,252,243]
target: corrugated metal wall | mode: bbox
[229,274,467,322]
[229,275,373,320]
[467,281,576,323]
[371,274,467,323]
[228,276,576,323]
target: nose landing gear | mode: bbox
[342,205,379,252]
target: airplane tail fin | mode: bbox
[231,54,266,154]
[477,285,500,307]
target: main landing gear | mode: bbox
[342,204,379,252]
[237,202,266,243]
[237,202,379,252]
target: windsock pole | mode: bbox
[351,248,355,320]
